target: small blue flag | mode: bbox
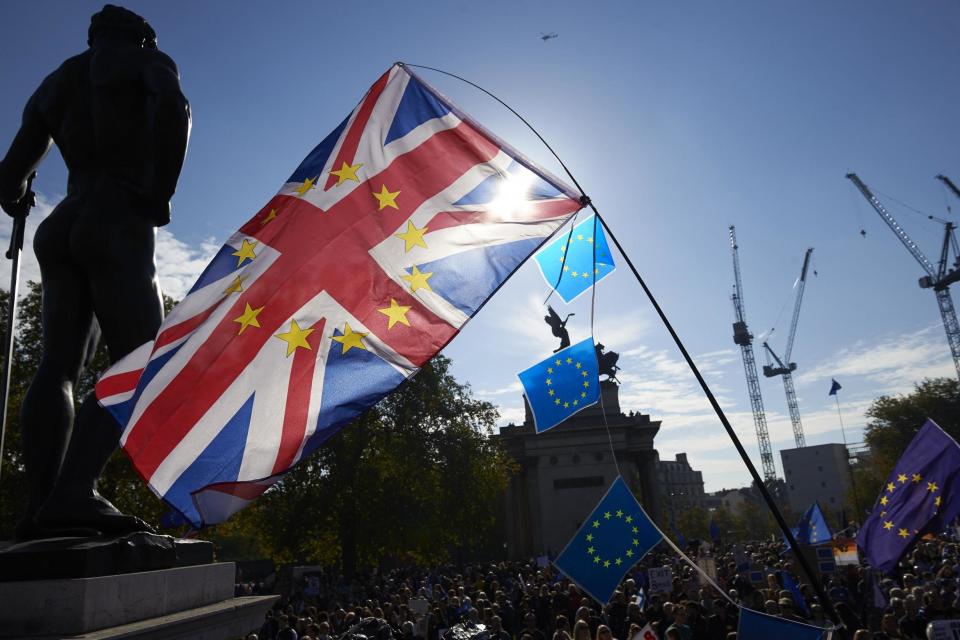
[553,476,663,604]
[856,419,960,572]
[518,337,600,432]
[795,502,832,545]
[779,570,810,615]
[535,215,615,303]
[709,519,721,541]
[737,608,828,640]
[828,379,841,395]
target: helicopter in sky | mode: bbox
[540,32,558,41]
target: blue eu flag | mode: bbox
[553,476,662,604]
[795,502,832,545]
[829,379,842,395]
[535,215,615,303]
[856,419,960,572]
[518,337,600,433]
[737,608,828,640]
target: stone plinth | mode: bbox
[0,562,250,638]
[0,533,213,581]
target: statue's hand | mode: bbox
[0,188,35,218]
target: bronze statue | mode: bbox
[543,305,574,353]
[0,5,190,539]
[595,343,620,383]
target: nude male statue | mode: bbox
[0,5,190,539]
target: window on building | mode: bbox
[554,476,605,490]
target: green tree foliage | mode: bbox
[863,378,960,472]
[207,355,514,571]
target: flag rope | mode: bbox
[403,62,841,628]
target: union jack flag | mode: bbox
[96,63,584,527]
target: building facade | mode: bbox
[497,381,661,558]
[656,452,706,522]
[781,443,851,522]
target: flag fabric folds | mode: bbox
[856,419,960,572]
[736,608,829,640]
[518,337,600,433]
[779,570,810,615]
[534,215,615,303]
[95,63,584,527]
[828,379,841,395]
[553,476,663,605]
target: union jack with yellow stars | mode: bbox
[96,64,584,527]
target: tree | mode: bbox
[863,378,960,473]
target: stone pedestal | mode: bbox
[0,556,277,639]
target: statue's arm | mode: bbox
[0,75,55,204]
[144,51,191,222]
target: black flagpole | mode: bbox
[592,209,840,628]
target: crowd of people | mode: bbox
[238,532,960,640]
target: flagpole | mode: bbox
[834,393,863,527]
[594,212,841,628]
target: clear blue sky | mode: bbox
[1,1,958,491]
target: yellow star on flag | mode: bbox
[912,473,922,483]
[329,161,362,185]
[402,265,432,292]
[626,549,634,558]
[331,322,368,354]
[373,184,401,210]
[233,303,264,334]
[898,528,909,538]
[887,482,896,493]
[295,176,316,195]
[232,239,258,267]
[587,546,595,555]
[880,496,888,506]
[928,481,939,493]
[615,510,624,518]
[593,556,601,564]
[883,521,893,530]
[395,220,428,252]
[592,520,600,528]
[377,298,411,329]
[603,560,611,568]
[898,474,908,484]
[275,319,314,356]
[224,275,244,295]
[936,496,942,507]
[260,208,278,225]
[586,533,593,542]
[604,511,612,519]
[625,515,633,523]
[615,558,623,566]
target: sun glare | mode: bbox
[489,170,535,220]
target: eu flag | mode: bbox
[518,337,600,433]
[737,608,828,640]
[829,379,842,395]
[795,502,832,545]
[856,419,960,572]
[534,215,615,303]
[553,476,662,604]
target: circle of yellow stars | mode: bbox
[584,509,642,570]
[557,233,603,279]
[545,357,591,409]
[876,471,941,540]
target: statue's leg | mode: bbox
[15,208,99,539]
[34,211,162,535]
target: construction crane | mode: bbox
[729,226,777,482]
[847,174,960,382]
[761,248,814,449]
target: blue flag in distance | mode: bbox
[553,476,663,605]
[737,607,828,640]
[535,215,615,303]
[518,337,600,433]
[795,502,832,545]
[829,379,841,395]
[856,419,960,573]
